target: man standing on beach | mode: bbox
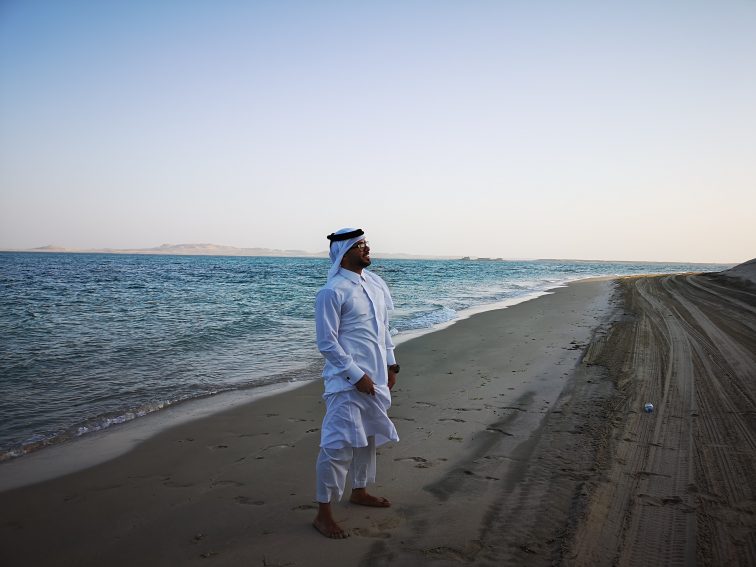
[313,228,400,539]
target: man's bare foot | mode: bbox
[313,503,349,539]
[349,488,391,507]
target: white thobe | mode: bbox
[315,267,399,450]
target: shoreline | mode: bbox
[1,253,733,468]
[0,381,311,492]
[1,273,752,566]
[0,282,579,480]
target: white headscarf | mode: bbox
[327,227,366,280]
[326,228,394,310]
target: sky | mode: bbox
[1,0,754,263]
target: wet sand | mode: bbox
[0,274,753,566]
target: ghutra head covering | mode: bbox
[326,228,366,280]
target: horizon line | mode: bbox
[0,243,739,266]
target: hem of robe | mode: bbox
[319,389,399,450]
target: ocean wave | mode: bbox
[398,306,457,330]
[0,399,181,463]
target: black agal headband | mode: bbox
[326,229,364,243]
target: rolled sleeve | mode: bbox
[384,306,396,366]
[386,349,396,366]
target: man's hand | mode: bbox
[388,366,398,390]
[355,374,376,395]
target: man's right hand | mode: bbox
[355,374,376,396]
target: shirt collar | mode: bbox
[338,267,367,283]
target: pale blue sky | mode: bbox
[1,0,754,263]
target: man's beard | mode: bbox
[357,256,371,268]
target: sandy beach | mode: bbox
[1,273,754,566]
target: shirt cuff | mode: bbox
[344,362,364,383]
[386,350,396,366]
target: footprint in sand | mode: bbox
[93,483,123,491]
[462,470,501,481]
[212,480,244,488]
[376,516,401,530]
[163,479,194,488]
[261,443,294,452]
[234,496,264,506]
[291,503,318,511]
[351,527,391,539]
[394,456,429,468]
[394,456,444,469]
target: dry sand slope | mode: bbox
[568,273,756,566]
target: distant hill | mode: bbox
[19,243,325,257]
[147,243,323,257]
[722,257,756,285]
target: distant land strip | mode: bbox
[2,243,457,261]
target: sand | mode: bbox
[724,257,756,285]
[0,274,753,566]
[569,272,756,566]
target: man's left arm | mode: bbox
[370,272,399,390]
[384,301,398,390]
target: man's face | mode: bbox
[345,239,371,269]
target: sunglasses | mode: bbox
[350,241,369,250]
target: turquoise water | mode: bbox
[0,252,729,459]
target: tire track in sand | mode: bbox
[567,274,756,567]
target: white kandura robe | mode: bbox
[315,267,399,450]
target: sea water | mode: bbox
[0,252,727,460]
